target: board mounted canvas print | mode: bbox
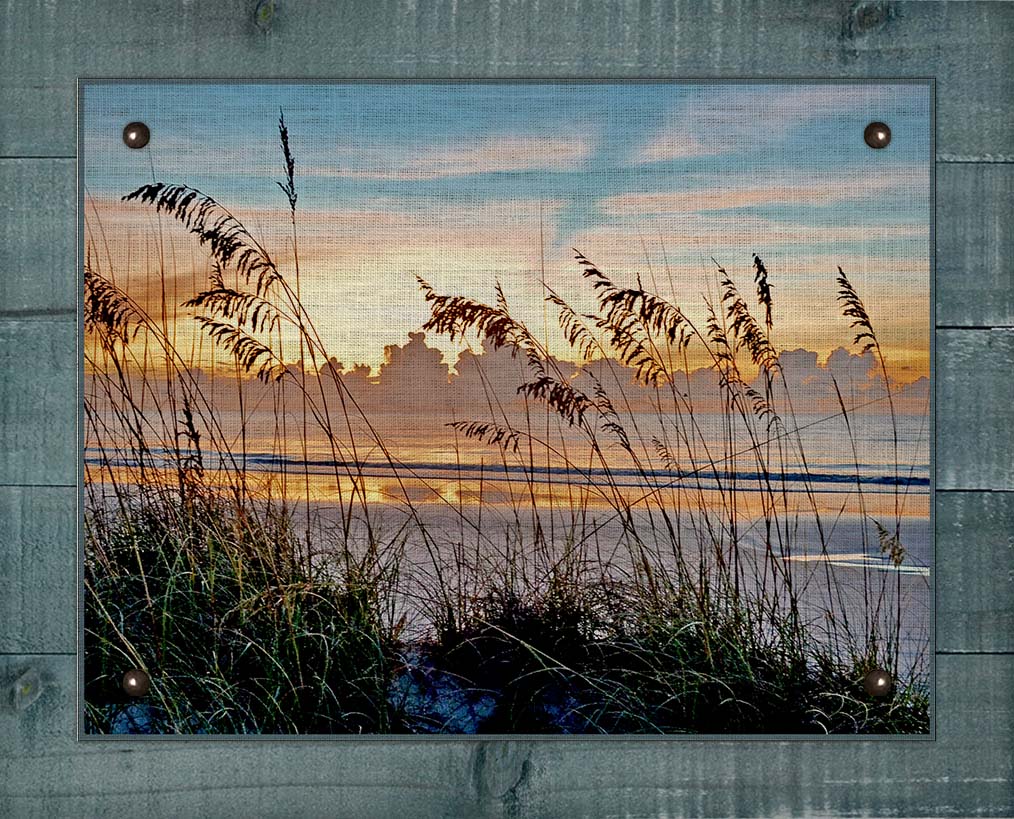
[81,81,931,736]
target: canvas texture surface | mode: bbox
[80,81,933,737]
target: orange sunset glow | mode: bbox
[83,82,931,736]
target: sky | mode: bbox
[82,81,931,382]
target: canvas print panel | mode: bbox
[82,82,931,735]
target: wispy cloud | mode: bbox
[84,83,930,385]
[570,215,927,252]
[599,167,928,215]
[324,135,592,181]
[632,134,719,164]
[633,84,923,164]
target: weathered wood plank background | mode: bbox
[1,1,1011,816]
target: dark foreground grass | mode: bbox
[85,492,397,734]
[84,113,929,735]
[420,589,929,734]
[85,491,928,735]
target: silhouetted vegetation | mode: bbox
[84,115,929,734]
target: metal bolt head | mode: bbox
[864,121,891,149]
[122,122,150,149]
[121,668,150,697]
[862,668,894,698]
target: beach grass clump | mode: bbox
[84,489,397,734]
[83,112,930,735]
[420,583,607,733]
[412,580,929,734]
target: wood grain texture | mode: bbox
[0,653,1011,817]
[936,491,1014,653]
[0,161,76,319]
[936,329,1014,491]
[1,1,1013,159]
[937,163,1014,328]
[0,320,76,487]
[1,0,1012,815]
[0,487,76,654]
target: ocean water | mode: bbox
[86,406,932,668]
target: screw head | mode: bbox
[862,668,894,698]
[121,668,151,697]
[864,121,891,149]
[122,122,150,149]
